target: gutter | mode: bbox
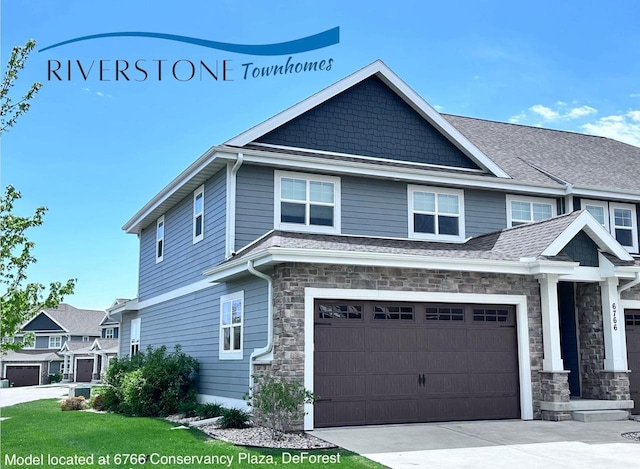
[619,272,640,294]
[225,153,244,257]
[247,259,274,391]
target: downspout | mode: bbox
[247,260,273,392]
[226,153,244,257]
[618,272,640,294]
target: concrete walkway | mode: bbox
[0,384,70,408]
[311,419,640,468]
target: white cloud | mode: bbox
[433,104,444,112]
[96,91,105,97]
[630,93,640,98]
[565,105,597,119]
[582,110,640,147]
[529,104,559,120]
[509,112,526,124]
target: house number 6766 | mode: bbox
[612,302,618,331]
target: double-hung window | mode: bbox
[193,185,204,243]
[48,336,62,349]
[104,328,114,339]
[408,185,465,242]
[156,216,165,263]
[275,171,341,234]
[219,291,244,360]
[130,318,141,356]
[507,196,556,227]
[582,199,638,253]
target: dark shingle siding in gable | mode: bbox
[560,231,600,267]
[23,314,63,332]
[256,76,480,169]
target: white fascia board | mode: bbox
[572,187,640,202]
[235,149,565,196]
[542,211,633,261]
[204,247,579,281]
[106,298,139,315]
[226,60,510,178]
[122,148,236,234]
[21,310,69,333]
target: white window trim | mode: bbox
[506,195,557,227]
[274,170,341,234]
[48,335,63,349]
[104,328,114,339]
[408,185,466,242]
[219,291,244,360]
[130,318,141,356]
[20,336,35,349]
[156,215,165,263]
[582,199,610,230]
[610,202,639,253]
[193,184,205,244]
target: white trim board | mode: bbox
[302,288,533,430]
[3,363,43,386]
[137,278,218,310]
[621,300,640,310]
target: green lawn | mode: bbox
[0,400,385,469]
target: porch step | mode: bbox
[572,410,629,422]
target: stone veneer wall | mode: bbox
[253,263,546,420]
[576,282,604,399]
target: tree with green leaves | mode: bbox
[1,40,76,353]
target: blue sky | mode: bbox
[2,0,640,310]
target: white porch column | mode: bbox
[601,277,628,371]
[62,354,70,381]
[537,274,565,372]
[100,353,108,375]
[68,353,75,381]
[92,355,99,374]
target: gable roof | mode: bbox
[443,114,640,196]
[226,60,510,178]
[22,303,107,336]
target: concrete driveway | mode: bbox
[0,384,69,408]
[311,419,640,469]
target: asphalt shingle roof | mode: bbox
[229,211,592,264]
[443,114,640,193]
[41,304,107,336]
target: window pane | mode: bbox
[414,213,435,233]
[157,222,164,238]
[616,228,633,247]
[232,300,242,323]
[438,215,459,235]
[310,181,334,203]
[195,215,203,237]
[511,201,531,221]
[281,178,306,201]
[414,192,435,212]
[438,194,459,215]
[281,202,306,224]
[157,240,163,258]
[233,326,241,350]
[222,302,231,325]
[532,203,552,221]
[223,328,231,351]
[586,205,605,225]
[195,193,203,213]
[310,205,333,226]
[614,208,632,227]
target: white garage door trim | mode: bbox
[4,363,42,386]
[303,288,533,430]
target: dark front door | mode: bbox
[625,310,640,414]
[6,365,40,387]
[75,359,93,382]
[313,300,520,427]
[558,282,580,397]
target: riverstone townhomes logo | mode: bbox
[39,28,339,82]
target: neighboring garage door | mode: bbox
[625,310,640,414]
[75,359,94,382]
[6,365,40,387]
[314,300,520,427]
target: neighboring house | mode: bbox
[109,61,640,429]
[1,303,119,386]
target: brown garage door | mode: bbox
[6,366,40,387]
[314,300,520,427]
[75,359,94,382]
[626,310,640,414]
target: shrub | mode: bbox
[197,402,224,419]
[60,396,87,411]
[218,408,250,429]
[178,401,200,418]
[48,372,62,384]
[246,375,315,439]
[102,345,199,417]
[88,387,107,411]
